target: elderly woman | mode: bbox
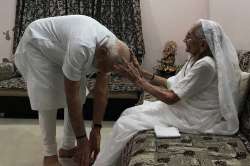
[93,19,241,166]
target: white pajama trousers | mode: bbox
[38,108,75,156]
[93,101,177,166]
[38,80,87,157]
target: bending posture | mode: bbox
[93,19,241,166]
[14,15,130,166]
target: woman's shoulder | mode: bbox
[196,56,216,70]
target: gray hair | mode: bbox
[193,22,206,40]
[106,38,127,64]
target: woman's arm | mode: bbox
[136,77,179,104]
[141,69,168,87]
[114,60,180,105]
[129,51,168,87]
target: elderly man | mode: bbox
[93,19,241,166]
[14,15,130,166]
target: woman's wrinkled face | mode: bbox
[183,26,203,56]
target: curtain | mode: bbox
[13,0,145,63]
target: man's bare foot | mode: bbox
[43,155,61,166]
[58,147,77,158]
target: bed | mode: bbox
[121,50,250,166]
[0,75,142,120]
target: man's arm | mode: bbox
[64,76,91,165]
[92,72,109,126]
[64,77,86,139]
[89,72,109,162]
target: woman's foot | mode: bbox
[58,147,77,158]
[43,155,61,166]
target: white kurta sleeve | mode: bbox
[165,63,187,89]
[165,76,176,89]
[62,41,94,81]
[170,60,216,99]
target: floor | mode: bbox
[0,118,114,166]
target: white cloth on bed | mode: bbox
[14,15,116,110]
[154,126,180,138]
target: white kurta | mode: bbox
[14,15,116,110]
[166,56,221,133]
[94,56,223,166]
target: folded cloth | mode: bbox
[154,125,181,138]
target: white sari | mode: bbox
[93,19,241,166]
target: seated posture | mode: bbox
[14,15,130,166]
[93,19,241,166]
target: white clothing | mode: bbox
[95,101,174,166]
[38,110,57,156]
[38,73,87,156]
[14,15,116,158]
[167,56,221,133]
[39,108,75,156]
[14,15,116,110]
[201,19,241,134]
[94,56,221,166]
[94,19,242,166]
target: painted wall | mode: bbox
[0,0,16,60]
[209,0,250,50]
[140,0,209,71]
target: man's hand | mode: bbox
[89,127,101,164]
[73,137,90,166]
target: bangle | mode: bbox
[93,123,102,129]
[150,74,155,81]
[76,133,86,140]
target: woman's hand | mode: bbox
[129,49,143,76]
[114,57,143,87]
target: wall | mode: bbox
[140,0,209,71]
[0,0,16,60]
[209,0,250,50]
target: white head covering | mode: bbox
[200,19,241,135]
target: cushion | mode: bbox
[0,62,16,81]
[238,51,250,146]
[240,78,250,143]
[121,130,250,166]
[0,77,26,89]
[239,72,250,113]
[238,50,250,72]
[0,75,141,93]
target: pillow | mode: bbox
[239,72,250,113]
[239,78,250,141]
[0,62,16,81]
[238,50,250,72]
